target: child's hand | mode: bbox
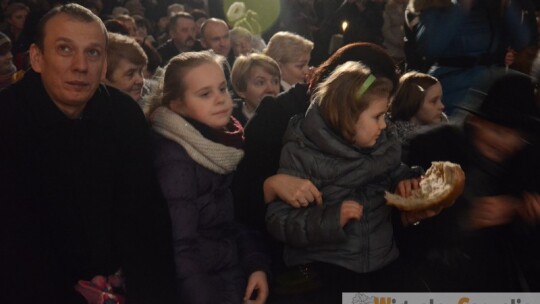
[243,271,268,304]
[339,200,363,227]
[395,178,420,198]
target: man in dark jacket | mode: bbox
[0,4,176,303]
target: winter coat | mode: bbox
[151,110,270,304]
[266,104,420,273]
[0,70,177,304]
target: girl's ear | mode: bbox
[168,98,185,115]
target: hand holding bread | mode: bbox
[386,161,465,212]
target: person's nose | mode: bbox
[72,51,88,72]
[437,99,445,110]
[265,82,279,96]
[379,117,387,130]
[134,72,144,85]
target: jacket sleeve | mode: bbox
[154,151,214,304]
[266,199,347,248]
[236,223,271,277]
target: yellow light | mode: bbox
[342,21,348,32]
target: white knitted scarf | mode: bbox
[151,106,244,174]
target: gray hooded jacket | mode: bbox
[266,104,419,273]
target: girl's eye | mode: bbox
[220,86,228,93]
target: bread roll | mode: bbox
[385,161,465,211]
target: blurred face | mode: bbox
[201,21,231,57]
[280,53,310,86]
[238,66,280,110]
[232,37,252,57]
[106,58,145,101]
[30,14,107,119]
[195,17,207,38]
[469,117,528,163]
[170,17,196,51]
[412,82,444,125]
[353,97,389,148]
[0,49,15,74]
[8,8,28,31]
[136,24,148,41]
[169,62,233,129]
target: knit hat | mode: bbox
[0,32,11,55]
[458,73,540,133]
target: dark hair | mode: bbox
[35,3,107,50]
[140,42,162,75]
[191,9,208,22]
[168,12,194,32]
[104,19,130,36]
[309,42,398,95]
[390,71,439,121]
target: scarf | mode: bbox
[151,106,244,174]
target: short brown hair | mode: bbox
[389,71,439,121]
[35,3,107,51]
[5,2,29,19]
[231,53,280,94]
[314,61,392,144]
[106,33,148,80]
[168,12,194,32]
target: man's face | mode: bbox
[201,21,231,57]
[8,8,28,31]
[30,13,107,118]
[106,58,145,101]
[170,17,196,51]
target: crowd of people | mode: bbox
[1,1,540,304]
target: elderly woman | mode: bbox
[103,33,148,105]
[230,26,264,58]
[264,31,313,91]
[230,53,280,126]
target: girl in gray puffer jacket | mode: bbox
[266,61,443,297]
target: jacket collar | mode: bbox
[20,70,113,129]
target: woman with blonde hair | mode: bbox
[264,31,313,91]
